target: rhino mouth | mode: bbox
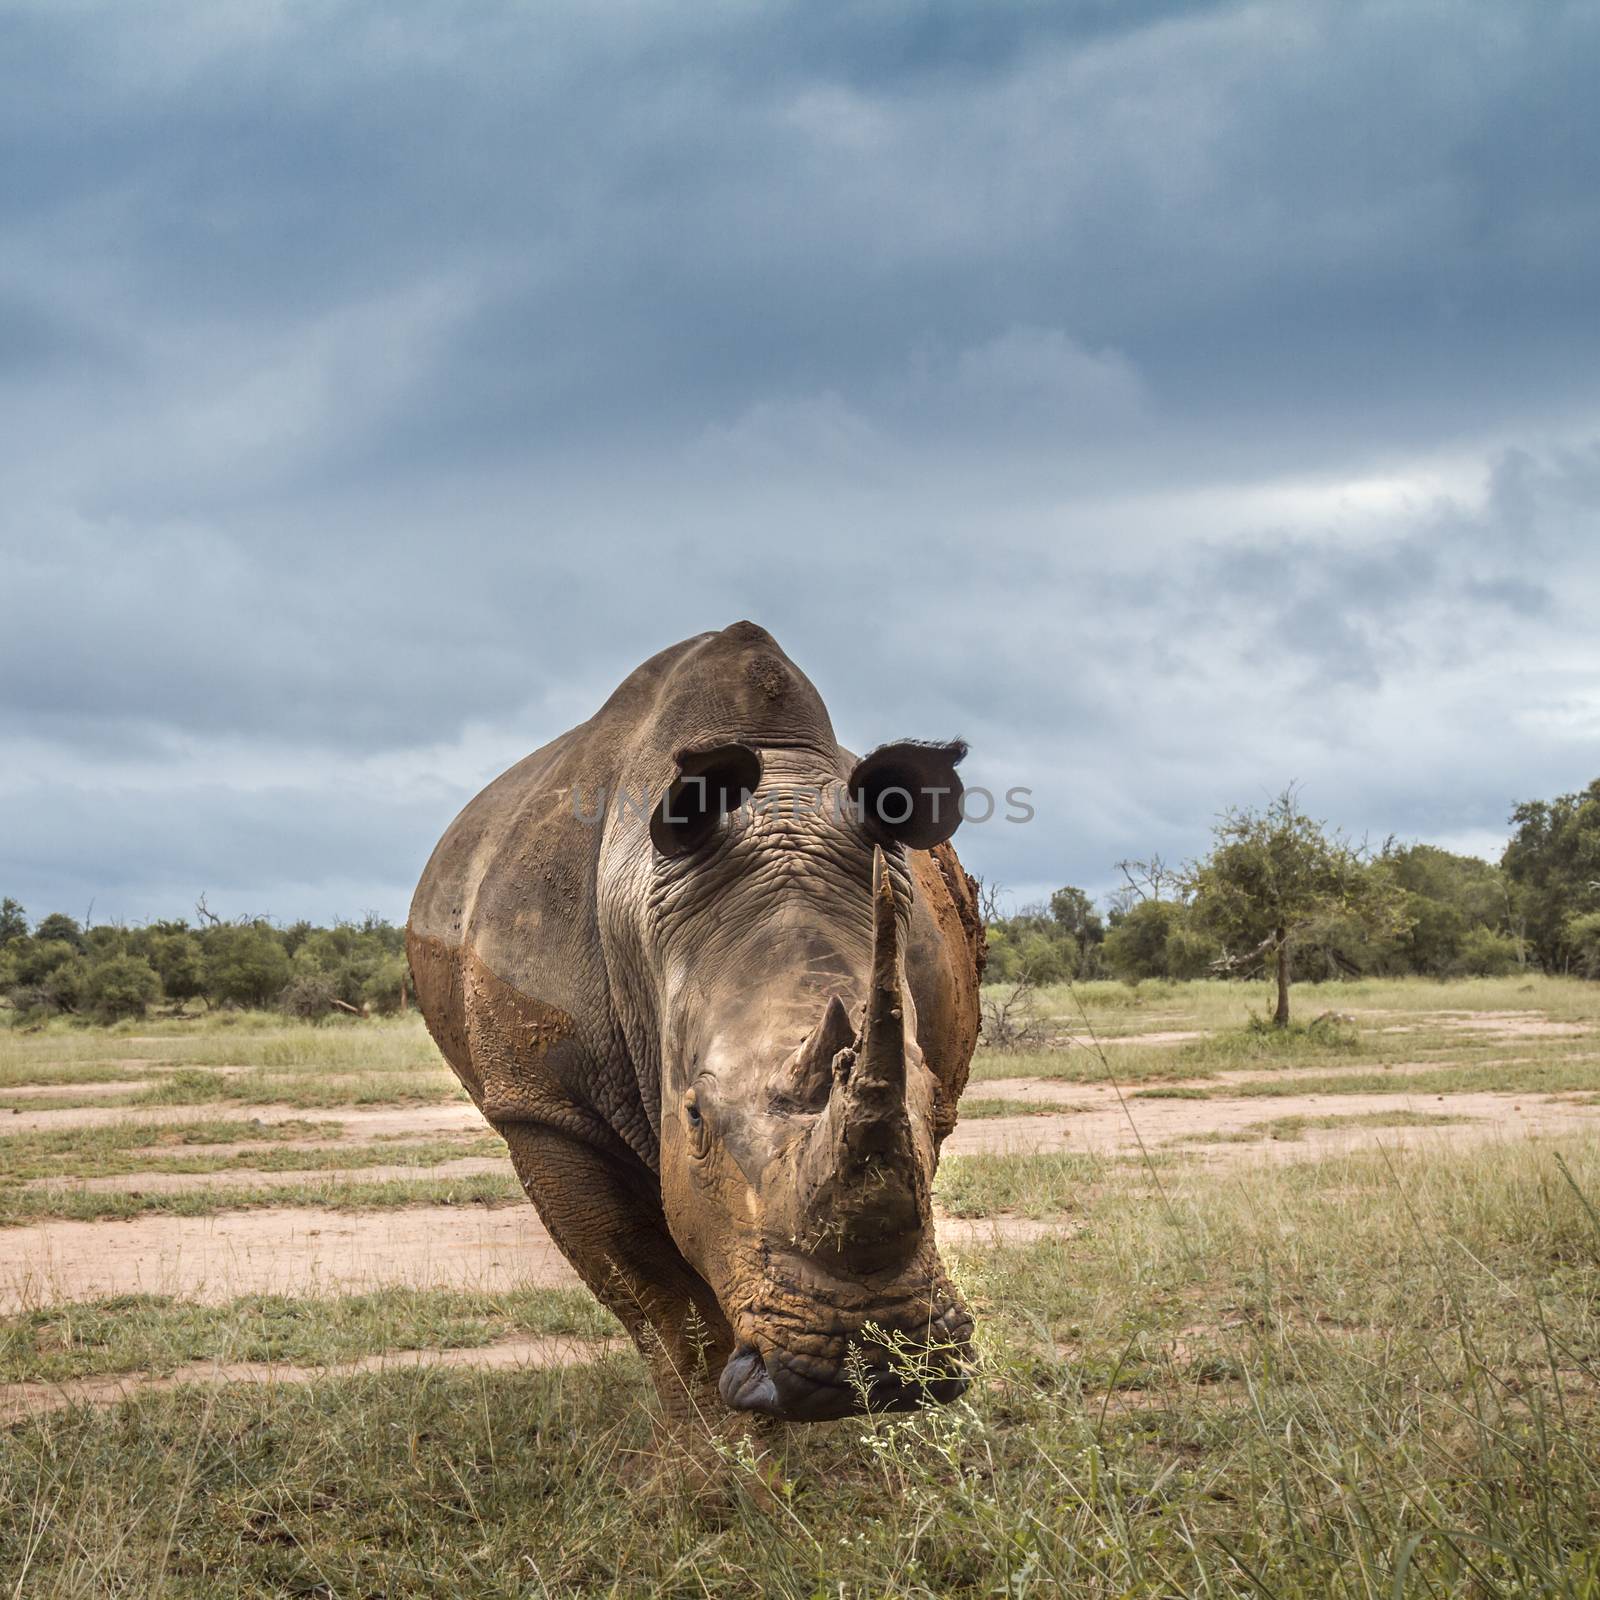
[718,1305,974,1421]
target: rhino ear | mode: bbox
[847,740,967,851]
[651,743,763,858]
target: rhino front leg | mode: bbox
[496,1122,736,1432]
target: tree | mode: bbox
[1103,899,1181,980]
[1379,841,1516,975]
[33,913,84,951]
[1102,898,1217,981]
[1565,911,1600,979]
[9,937,79,987]
[1502,779,1600,972]
[1113,854,1180,905]
[361,953,411,1015]
[202,924,292,1008]
[1186,787,1410,1027]
[280,970,339,1019]
[83,954,162,1021]
[0,898,26,946]
[1049,886,1104,947]
[144,930,204,1004]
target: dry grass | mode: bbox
[2,1138,1597,1596]
[3,977,1599,1595]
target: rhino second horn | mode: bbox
[787,993,855,1107]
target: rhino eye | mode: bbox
[651,744,762,858]
[683,1089,711,1156]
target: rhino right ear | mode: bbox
[650,743,763,858]
[847,739,967,850]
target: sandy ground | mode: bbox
[0,1334,627,1424]
[1382,1011,1588,1038]
[22,1155,511,1195]
[1,1204,573,1312]
[3,1080,157,1101]
[946,1089,1600,1158]
[0,1205,1072,1314]
[3,1008,1596,1380]
[2,1101,480,1135]
[1049,1029,1204,1049]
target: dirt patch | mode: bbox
[1436,1011,1587,1038]
[3,1080,157,1102]
[1054,1030,1203,1049]
[975,1062,1470,1100]
[21,1156,513,1196]
[974,1078,1102,1105]
[0,1203,579,1312]
[1380,1009,1587,1039]
[938,1216,1079,1247]
[943,1087,1600,1161]
[0,1204,1073,1313]
[2,1102,483,1135]
[0,1333,624,1424]
[121,1130,489,1162]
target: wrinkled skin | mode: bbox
[408,623,983,1430]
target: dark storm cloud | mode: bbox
[2,0,1598,921]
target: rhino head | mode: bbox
[612,735,975,1421]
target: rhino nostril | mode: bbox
[718,1345,780,1413]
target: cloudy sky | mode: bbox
[3,0,1598,925]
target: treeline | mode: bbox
[988,778,1600,989]
[0,902,409,1025]
[4,778,1596,1025]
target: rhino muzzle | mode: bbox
[718,1301,974,1420]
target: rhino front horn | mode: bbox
[844,846,911,1155]
[797,847,926,1263]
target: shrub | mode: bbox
[8,937,79,987]
[280,971,339,1020]
[1452,925,1525,978]
[82,954,162,1021]
[144,930,205,1003]
[15,956,88,1015]
[202,924,292,1008]
[1563,911,1600,980]
[361,954,411,1016]
[32,913,85,950]
[1103,900,1187,980]
[1163,919,1221,980]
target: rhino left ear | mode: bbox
[847,740,967,850]
[651,743,763,858]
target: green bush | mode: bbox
[202,924,292,1008]
[361,954,411,1016]
[35,956,87,1014]
[83,955,162,1021]
[1103,900,1189,980]
[33,912,85,950]
[1452,925,1525,978]
[1163,917,1221,979]
[9,937,79,987]
[1563,911,1600,980]
[143,930,204,1003]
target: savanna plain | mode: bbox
[3,975,1599,1597]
